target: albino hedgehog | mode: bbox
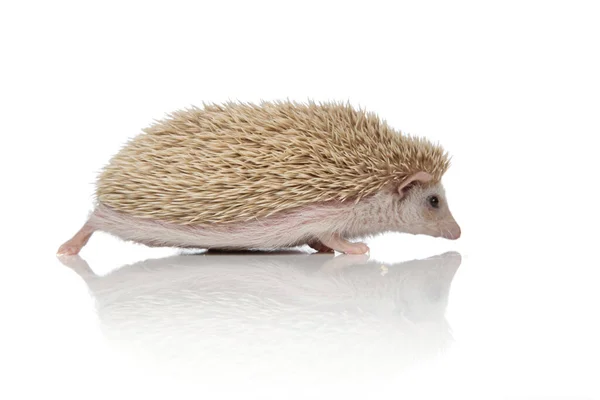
[58,100,461,255]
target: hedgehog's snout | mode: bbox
[448,223,461,240]
[441,219,461,240]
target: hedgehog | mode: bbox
[57,100,461,256]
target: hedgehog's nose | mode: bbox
[442,221,461,240]
[451,225,461,240]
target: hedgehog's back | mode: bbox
[96,100,449,225]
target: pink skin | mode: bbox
[57,224,94,256]
[57,172,460,256]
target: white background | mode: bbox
[1,1,599,399]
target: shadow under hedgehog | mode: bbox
[58,100,461,255]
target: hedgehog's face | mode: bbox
[396,172,461,240]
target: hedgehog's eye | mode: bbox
[428,195,440,209]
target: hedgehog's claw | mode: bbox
[57,243,81,256]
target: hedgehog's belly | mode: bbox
[89,203,343,250]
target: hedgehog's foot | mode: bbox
[308,240,335,253]
[320,233,369,255]
[57,222,95,256]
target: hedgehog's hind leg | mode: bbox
[57,219,95,256]
[319,233,369,255]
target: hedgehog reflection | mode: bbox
[61,251,461,384]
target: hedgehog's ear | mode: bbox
[397,171,433,197]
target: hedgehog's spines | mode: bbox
[96,100,451,225]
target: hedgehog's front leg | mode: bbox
[319,233,369,255]
[307,240,335,253]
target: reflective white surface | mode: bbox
[60,251,460,385]
[5,242,599,400]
